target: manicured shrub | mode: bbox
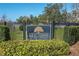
[4,27,10,41]
[64,26,79,45]
[0,26,5,40]
[0,25,10,41]
[0,40,69,56]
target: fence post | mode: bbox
[26,25,27,40]
[51,21,55,39]
[23,23,26,40]
[50,24,51,40]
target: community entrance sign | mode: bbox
[26,24,51,40]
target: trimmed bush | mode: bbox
[4,26,10,41]
[0,25,10,41]
[0,40,69,56]
[0,25,5,40]
[64,26,79,45]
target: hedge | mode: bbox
[64,26,79,45]
[0,25,10,41]
[0,39,69,56]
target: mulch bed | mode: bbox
[70,41,79,56]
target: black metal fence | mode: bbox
[0,22,79,40]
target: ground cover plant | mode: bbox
[0,39,69,56]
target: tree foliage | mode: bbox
[43,3,64,23]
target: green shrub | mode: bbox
[19,25,23,31]
[0,40,69,56]
[0,25,10,41]
[0,26,5,40]
[4,27,10,41]
[64,26,79,45]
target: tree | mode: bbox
[0,15,8,25]
[61,9,68,23]
[17,16,32,24]
[72,3,79,22]
[17,16,31,31]
[73,3,79,10]
[30,14,34,20]
[32,16,38,25]
[43,3,64,39]
[29,15,38,25]
[44,3,63,23]
[38,14,48,24]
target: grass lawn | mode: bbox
[14,31,23,40]
[13,25,23,40]
[54,28,64,40]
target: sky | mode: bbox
[0,3,73,21]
